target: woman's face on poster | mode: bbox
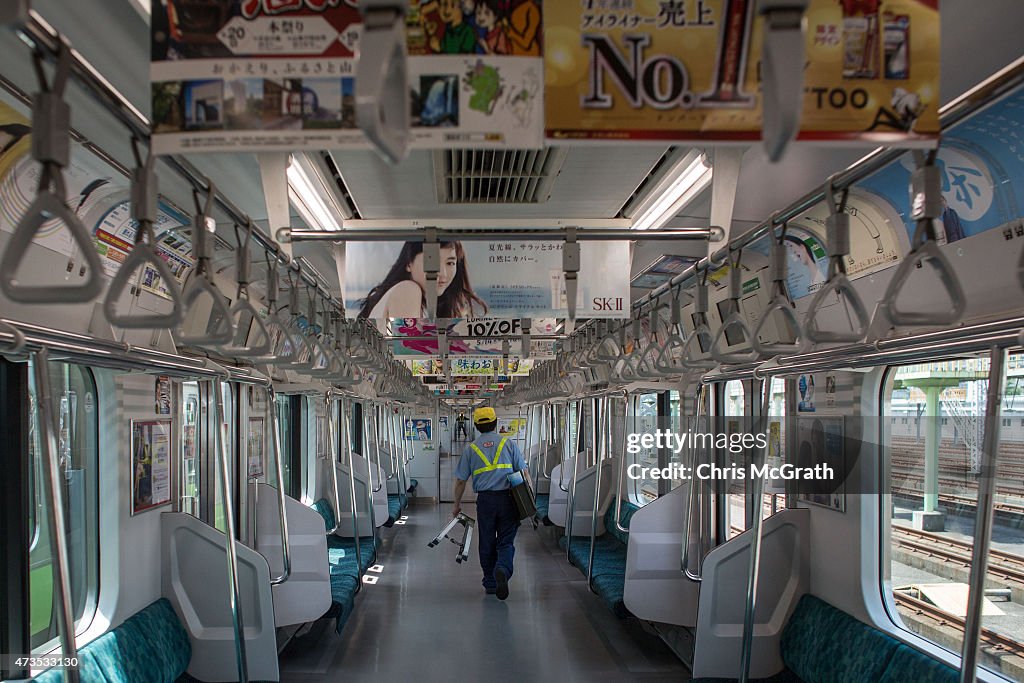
[407,245,458,295]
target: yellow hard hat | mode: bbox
[473,407,497,424]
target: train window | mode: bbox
[666,390,686,492]
[181,381,201,517]
[766,377,787,512]
[27,360,99,654]
[631,393,660,504]
[882,353,1024,680]
[723,380,746,538]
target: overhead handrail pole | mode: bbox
[753,216,805,355]
[876,152,967,330]
[739,378,775,683]
[1,43,104,305]
[103,138,184,329]
[265,386,292,585]
[959,347,1007,683]
[282,227,717,244]
[211,376,249,683]
[682,384,708,581]
[712,252,760,364]
[30,349,81,683]
[323,392,343,535]
[177,183,234,346]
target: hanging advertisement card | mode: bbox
[497,417,526,439]
[346,239,630,319]
[404,417,432,443]
[544,0,939,144]
[131,419,172,515]
[154,375,172,415]
[150,0,544,153]
[390,318,557,357]
[248,417,266,478]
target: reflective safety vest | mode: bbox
[470,437,512,476]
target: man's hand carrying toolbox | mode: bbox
[508,471,537,520]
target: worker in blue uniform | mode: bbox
[452,406,530,600]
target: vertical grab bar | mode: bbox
[31,350,81,683]
[337,396,363,589]
[362,407,380,558]
[564,399,585,563]
[557,401,573,493]
[959,347,1006,683]
[587,394,611,591]
[682,384,708,581]
[265,387,292,585]
[324,391,342,535]
[212,378,249,683]
[739,378,774,683]
[612,391,631,534]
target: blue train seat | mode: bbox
[534,493,550,524]
[311,498,378,634]
[557,501,640,617]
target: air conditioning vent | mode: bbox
[433,149,567,204]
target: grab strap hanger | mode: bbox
[220,220,272,356]
[753,216,806,355]
[682,276,716,370]
[873,150,967,333]
[252,255,295,364]
[804,175,870,343]
[758,0,810,161]
[356,0,410,163]
[331,316,361,386]
[177,184,234,346]
[711,250,760,364]
[1,43,105,304]
[564,227,581,321]
[638,302,667,378]
[306,296,336,377]
[104,138,184,329]
[656,286,688,373]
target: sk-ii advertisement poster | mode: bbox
[150,0,544,153]
[345,239,631,320]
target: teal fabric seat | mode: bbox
[689,595,956,683]
[33,598,190,683]
[407,478,418,493]
[311,498,337,532]
[558,501,639,617]
[386,494,401,525]
[534,494,550,523]
[311,499,379,634]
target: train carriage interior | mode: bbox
[1,0,1024,681]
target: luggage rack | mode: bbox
[428,513,475,564]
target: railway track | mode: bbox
[892,526,1024,587]
[893,592,1024,661]
[892,487,1024,516]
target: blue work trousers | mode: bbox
[475,490,519,589]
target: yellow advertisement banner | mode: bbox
[545,0,939,142]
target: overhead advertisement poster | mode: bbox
[544,0,939,143]
[390,318,557,357]
[150,0,543,153]
[346,239,631,319]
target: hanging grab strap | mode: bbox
[1,44,104,304]
[711,251,760,364]
[804,176,870,343]
[355,0,410,163]
[753,217,805,355]
[103,138,185,329]
[682,277,716,370]
[221,219,272,356]
[879,152,967,328]
[177,183,235,346]
[655,286,688,373]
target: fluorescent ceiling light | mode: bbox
[287,156,348,231]
[630,152,712,231]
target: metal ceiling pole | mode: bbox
[280,227,720,243]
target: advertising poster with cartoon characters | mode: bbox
[545,0,939,143]
[150,0,543,153]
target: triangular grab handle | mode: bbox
[883,239,967,327]
[176,277,235,346]
[803,273,869,344]
[103,243,184,329]
[752,299,806,356]
[220,299,273,357]
[711,313,760,364]
[681,324,717,370]
[1,191,105,304]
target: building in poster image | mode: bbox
[131,420,172,515]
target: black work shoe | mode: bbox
[495,568,509,600]
[485,587,496,595]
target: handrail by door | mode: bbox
[361,405,380,554]
[564,397,588,563]
[739,377,775,683]
[681,384,708,581]
[265,387,292,585]
[336,395,363,589]
[611,392,631,535]
[587,394,610,591]
[959,347,1007,683]
[323,392,343,535]
[31,349,81,682]
[211,376,249,683]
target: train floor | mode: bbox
[278,503,689,682]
